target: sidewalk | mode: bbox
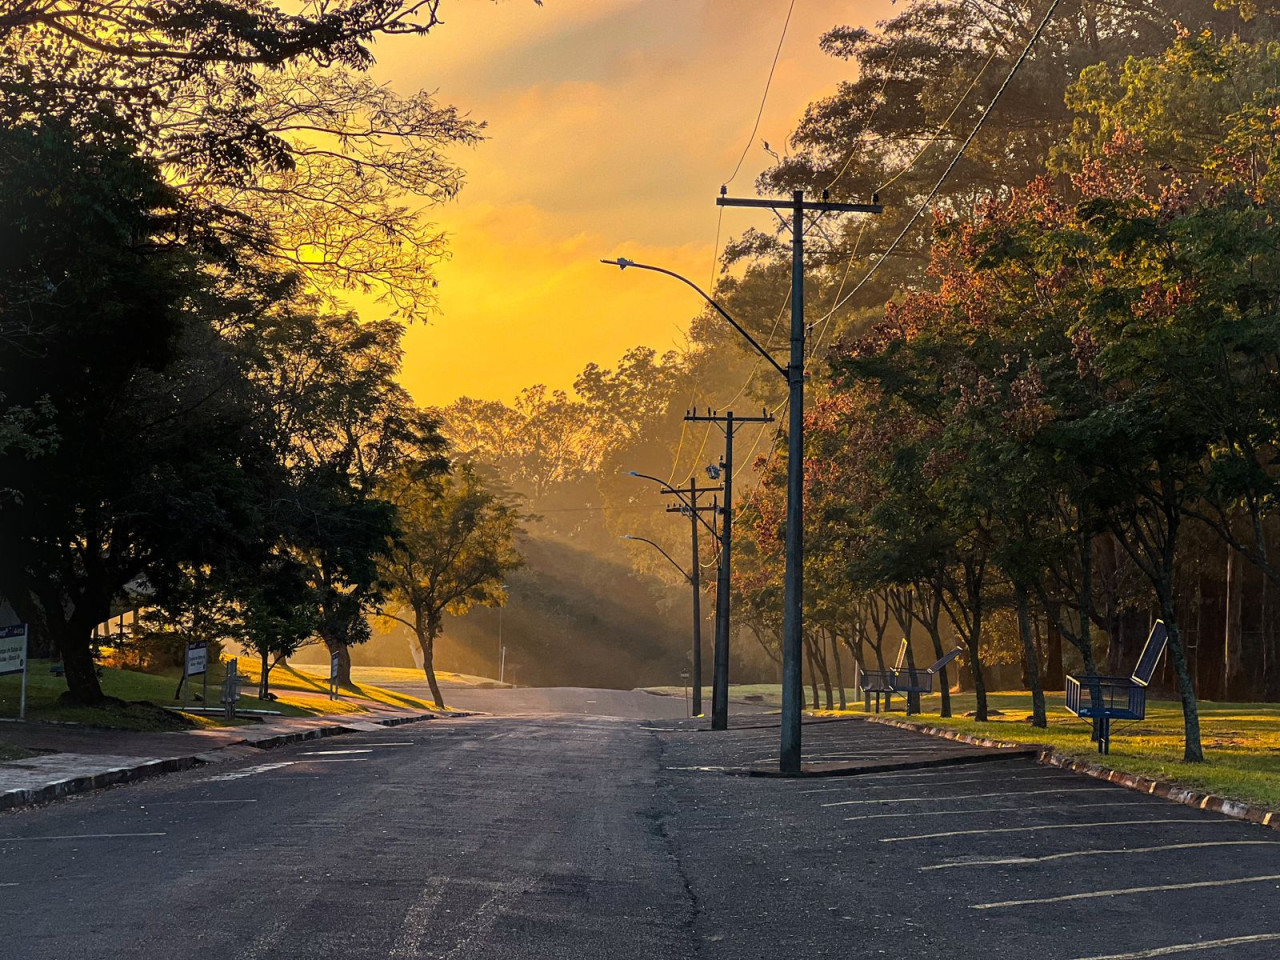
[0,703,443,811]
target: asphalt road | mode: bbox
[3,707,1278,959]
[407,684,706,719]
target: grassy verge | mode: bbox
[0,659,314,730]
[0,740,35,761]
[0,658,442,730]
[246,663,449,713]
[285,662,509,689]
[815,690,1280,810]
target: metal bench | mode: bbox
[889,647,964,716]
[858,666,896,713]
[1065,620,1168,754]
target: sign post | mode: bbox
[0,624,29,720]
[183,641,208,711]
[329,651,340,700]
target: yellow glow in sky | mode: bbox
[367,0,890,406]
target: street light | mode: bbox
[626,470,719,719]
[604,254,800,766]
[603,259,786,379]
[622,534,691,583]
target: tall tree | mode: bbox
[378,465,524,707]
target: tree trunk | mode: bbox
[831,631,847,710]
[1043,616,1065,692]
[1224,544,1243,701]
[804,638,820,710]
[59,624,104,705]
[323,636,352,688]
[416,614,446,709]
[259,649,271,700]
[1016,585,1046,728]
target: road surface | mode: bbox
[2,701,1278,959]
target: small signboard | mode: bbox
[185,641,208,677]
[0,624,27,677]
[329,651,340,700]
[0,624,29,719]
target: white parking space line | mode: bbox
[824,786,1117,807]
[804,773,1081,795]
[143,799,259,805]
[205,762,296,782]
[925,839,1280,870]
[973,873,1280,909]
[1069,933,1280,960]
[299,749,373,756]
[845,801,1165,822]
[299,758,370,763]
[882,818,1226,842]
[0,832,166,842]
[799,765,1043,792]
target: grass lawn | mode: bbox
[646,683,1280,809]
[285,662,508,689]
[0,659,312,730]
[244,662,448,713]
[0,740,35,761]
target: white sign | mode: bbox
[330,652,340,683]
[0,624,27,677]
[185,641,208,677]
[1,624,29,719]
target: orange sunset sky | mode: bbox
[366,0,892,406]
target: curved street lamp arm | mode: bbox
[602,259,789,381]
[626,470,720,540]
[622,535,692,583]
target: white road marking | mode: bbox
[0,832,166,841]
[388,878,447,959]
[926,840,1280,870]
[299,749,373,756]
[144,799,258,805]
[845,801,1163,822]
[205,762,295,782]
[1068,933,1280,959]
[299,758,369,763]
[824,786,1116,807]
[883,819,1223,842]
[804,772,1078,794]
[1,882,19,886]
[974,873,1280,910]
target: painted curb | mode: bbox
[0,711,440,813]
[863,714,1280,833]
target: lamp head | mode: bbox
[705,464,722,481]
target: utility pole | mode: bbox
[661,478,720,718]
[716,188,882,772]
[685,407,774,730]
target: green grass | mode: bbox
[0,740,35,761]
[242,663,452,713]
[0,659,312,730]
[285,662,509,689]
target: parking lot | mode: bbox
[657,717,1280,960]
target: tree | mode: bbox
[0,118,275,704]
[1,2,489,317]
[378,465,524,707]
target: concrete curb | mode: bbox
[0,711,441,813]
[863,714,1280,833]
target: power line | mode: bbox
[823,0,1066,319]
[723,0,797,187]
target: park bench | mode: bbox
[889,646,964,717]
[859,667,896,713]
[1065,620,1168,755]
